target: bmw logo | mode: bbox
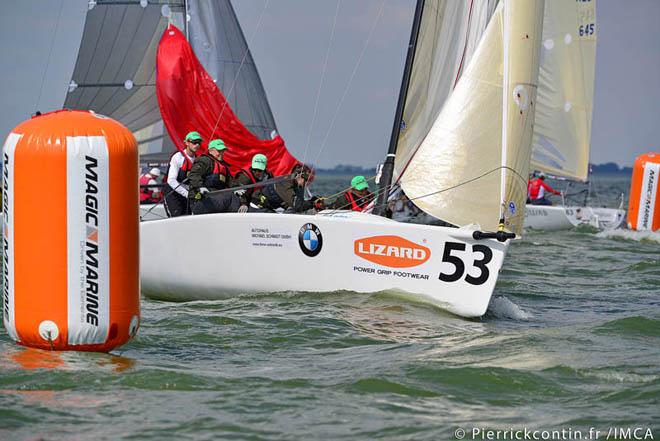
[298,223,323,257]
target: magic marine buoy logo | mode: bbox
[354,235,430,268]
[298,223,322,257]
[83,155,101,327]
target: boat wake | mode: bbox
[596,229,660,244]
[487,296,532,320]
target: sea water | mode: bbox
[1,174,658,440]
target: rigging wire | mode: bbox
[322,165,527,217]
[209,0,270,140]
[300,0,341,168]
[310,0,387,169]
[35,0,65,112]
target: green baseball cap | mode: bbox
[351,175,369,191]
[185,131,202,142]
[252,154,267,171]
[208,139,227,151]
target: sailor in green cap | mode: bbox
[326,175,374,211]
[188,138,238,215]
[164,131,202,217]
[253,163,324,213]
[231,153,274,213]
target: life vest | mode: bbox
[345,190,370,212]
[139,174,156,203]
[167,151,194,185]
[203,156,231,190]
[528,178,556,200]
[238,168,271,189]
[241,168,258,185]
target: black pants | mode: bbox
[192,192,240,215]
[164,191,191,217]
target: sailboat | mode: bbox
[53,1,288,222]
[140,0,545,318]
[522,0,625,231]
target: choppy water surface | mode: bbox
[1,174,658,440]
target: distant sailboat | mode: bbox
[140,0,545,318]
[523,0,625,230]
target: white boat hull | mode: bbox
[140,211,509,318]
[524,205,625,231]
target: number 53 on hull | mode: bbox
[141,211,508,318]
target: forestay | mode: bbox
[531,0,597,182]
[399,0,545,235]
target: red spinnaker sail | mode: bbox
[156,25,299,176]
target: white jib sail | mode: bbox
[531,0,597,182]
[394,0,499,182]
[399,0,544,235]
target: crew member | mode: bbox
[528,172,560,205]
[327,175,374,211]
[165,131,201,217]
[188,138,237,215]
[232,153,273,213]
[139,167,162,204]
[253,164,323,213]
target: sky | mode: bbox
[0,0,658,169]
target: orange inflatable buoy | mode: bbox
[2,110,140,351]
[627,152,660,231]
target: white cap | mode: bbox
[149,167,161,177]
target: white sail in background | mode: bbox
[400,0,544,235]
[394,0,499,181]
[531,0,597,181]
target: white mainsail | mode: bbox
[394,0,499,181]
[531,0,597,182]
[398,0,545,235]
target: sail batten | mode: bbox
[64,2,178,137]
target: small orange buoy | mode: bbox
[627,152,660,231]
[2,110,140,351]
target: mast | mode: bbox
[373,0,425,217]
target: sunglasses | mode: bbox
[187,139,202,145]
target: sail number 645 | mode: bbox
[438,242,493,286]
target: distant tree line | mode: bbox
[315,164,377,175]
[589,162,633,174]
[315,162,633,175]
